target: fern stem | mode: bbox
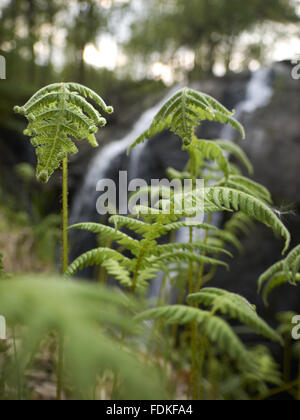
[254,379,299,401]
[57,157,69,401]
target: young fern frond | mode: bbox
[187,288,282,343]
[127,87,245,152]
[14,83,113,182]
[205,187,290,254]
[135,305,257,371]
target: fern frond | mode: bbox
[127,88,245,152]
[101,259,132,288]
[187,288,282,343]
[258,261,285,293]
[0,252,6,279]
[14,83,113,182]
[185,137,229,178]
[135,305,256,371]
[0,276,162,399]
[156,242,233,258]
[214,139,253,174]
[206,187,290,254]
[166,167,191,180]
[66,248,130,276]
[225,212,254,237]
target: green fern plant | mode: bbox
[14,83,113,400]
[66,86,293,400]
[14,83,113,183]
[127,87,245,152]
[258,245,300,305]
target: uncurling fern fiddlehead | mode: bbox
[14,82,113,183]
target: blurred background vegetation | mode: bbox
[0,0,299,273]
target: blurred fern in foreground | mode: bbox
[0,276,163,400]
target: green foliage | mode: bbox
[186,137,230,179]
[205,187,290,253]
[0,276,163,399]
[187,288,282,343]
[135,302,278,372]
[127,87,245,152]
[258,245,300,304]
[14,83,113,183]
[214,139,254,175]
